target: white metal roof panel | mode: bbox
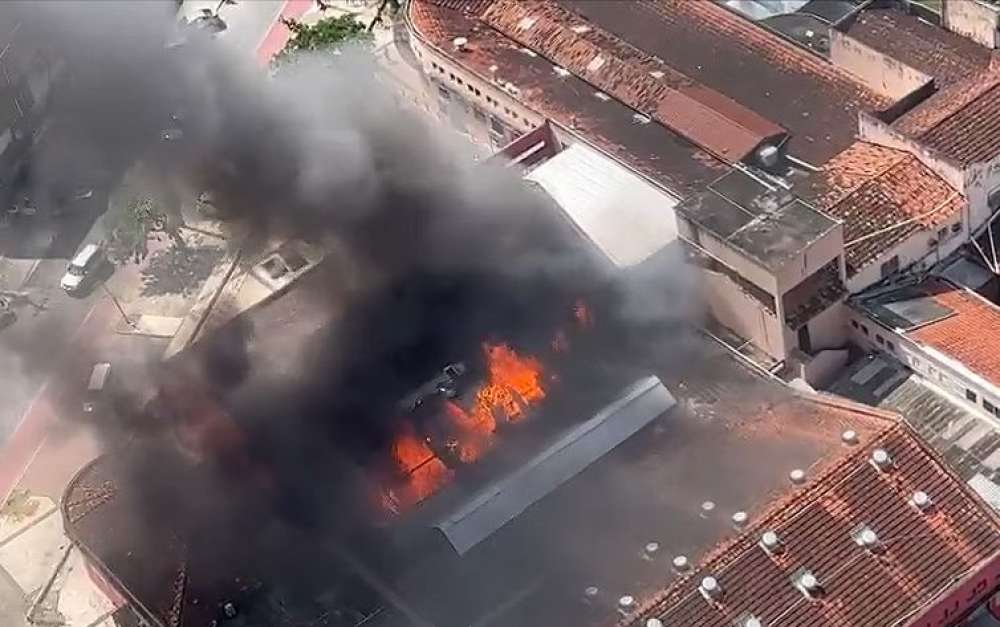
[434,375,676,555]
[526,142,679,268]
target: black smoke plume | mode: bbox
[9,1,700,624]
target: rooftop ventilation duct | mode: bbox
[737,613,764,627]
[760,530,784,556]
[672,555,691,573]
[911,490,934,513]
[789,468,807,485]
[756,144,780,169]
[699,576,723,601]
[870,448,894,472]
[842,429,859,446]
[853,524,884,554]
[792,568,823,599]
[452,36,468,51]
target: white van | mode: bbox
[61,244,105,294]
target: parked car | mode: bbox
[83,362,112,415]
[60,243,107,294]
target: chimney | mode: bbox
[841,429,859,446]
[760,530,784,556]
[911,490,933,513]
[452,36,469,52]
[699,576,723,601]
[646,620,664,627]
[870,448,894,472]
[643,541,660,560]
[732,511,749,529]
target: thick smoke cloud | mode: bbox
[9,1,701,623]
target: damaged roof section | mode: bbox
[807,141,963,277]
[481,0,788,164]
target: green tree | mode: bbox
[105,193,163,264]
[273,14,374,66]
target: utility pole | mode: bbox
[101,282,137,329]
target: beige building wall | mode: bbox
[829,30,932,101]
[943,0,1000,49]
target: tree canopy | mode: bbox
[273,14,374,65]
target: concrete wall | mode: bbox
[684,224,780,296]
[804,299,848,352]
[848,306,1000,425]
[846,212,967,292]
[409,35,543,152]
[943,0,1000,49]
[966,154,1000,228]
[703,266,788,360]
[859,113,966,192]
[829,29,932,100]
[774,223,845,294]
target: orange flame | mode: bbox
[390,426,452,508]
[380,340,555,513]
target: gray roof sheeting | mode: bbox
[434,375,675,555]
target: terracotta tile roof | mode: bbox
[556,0,889,166]
[480,0,787,163]
[917,81,1000,166]
[808,141,963,277]
[623,415,1000,627]
[908,279,1000,388]
[407,0,726,195]
[844,8,994,88]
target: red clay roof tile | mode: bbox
[909,279,1000,388]
[480,0,786,163]
[622,414,1000,627]
[809,142,963,277]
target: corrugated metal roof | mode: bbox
[434,375,675,555]
[525,142,680,267]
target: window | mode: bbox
[952,222,962,233]
[432,62,439,70]
[474,88,481,97]
[880,255,900,278]
[438,66,444,74]
[490,116,505,136]
[989,185,1000,212]
[861,324,869,336]
[473,108,487,122]
[938,227,947,242]
[887,341,896,352]
[985,399,996,414]
[512,111,519,119]
[456,76,464,85]
[437,85,451,101]
[967,389,979,403]
[449,73,455,81]
[851,320,859,330]
[467,84,474,93]
[876,334,885,346]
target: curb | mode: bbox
[162,249,241,360]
